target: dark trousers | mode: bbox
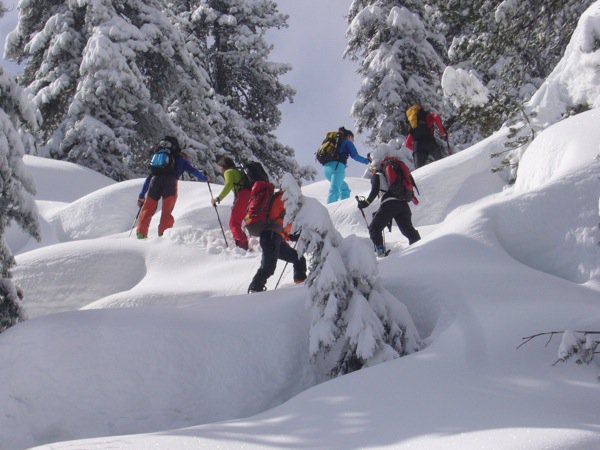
[249,231,306,291]
[369,199,420,247]
[414,140,443,168]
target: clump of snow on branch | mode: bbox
[558,331,599,365]
[527,3,600,125]
[494,0,520,23]
[442,66,489,108]
[281,174,421,379]
[367,140,414,169]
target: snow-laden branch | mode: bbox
[441,66,489,108]
[518,330,600,367]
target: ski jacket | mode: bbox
[405,112,446,151]
[216,168,247,202]
[139,156,207,198]
[336,139,370,166]
[365,172,402,205]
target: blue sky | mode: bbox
[270,0,369,179]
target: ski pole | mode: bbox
[206,180,229,247]
[274,238,299,290]
[357,195,379,251]
[274,262,289,290]
[445,135,454,155]
[128,206,142,237]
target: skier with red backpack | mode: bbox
[244,181,306,293]
[357,153,421,256]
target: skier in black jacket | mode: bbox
[357,157,420,256]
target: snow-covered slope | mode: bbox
[2,4,600,448]
[1,106,599,450]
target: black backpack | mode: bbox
[408,108,434,142]
[239,161,269,190]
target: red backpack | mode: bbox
[244,181,285,236]
[381,157,419,205]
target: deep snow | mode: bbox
[1,106,599,450]
[2,2,600,449]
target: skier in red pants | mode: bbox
[136,136,207,238]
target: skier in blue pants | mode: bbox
[322,128,369,204]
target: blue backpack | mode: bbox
[150,145,179,175]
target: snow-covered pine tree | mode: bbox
[344,0,447,146]
[0,55,41,332]
[432,0,594,143]
[281,174,421,379]
[6,0,219,180]
[187,0,315,182]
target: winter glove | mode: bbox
[357,199,369,210]
[137,197,145,208]
[288,231,301,242]
[211,197,220,207]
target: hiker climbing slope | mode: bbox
[244,182,306,293]
[318,127,369,204]
[357,153,420,256]
[211,156,252,250]
[136,136,207,239]
[405,104,448,169]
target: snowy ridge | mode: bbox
[1,105,599,449]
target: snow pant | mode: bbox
[248,230,307,292]
[323,161,350,204]
[369,198,420,247]
[413,139,443,169]
[137,175,178,237]
[229,188,251,250]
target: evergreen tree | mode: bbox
[344,0,447,146]
[345,0,592,150]
[430,0,594,144]
[0,46,41,332]
[185,0,314,181]
[281,174,421,379]
[6,0,219,180]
